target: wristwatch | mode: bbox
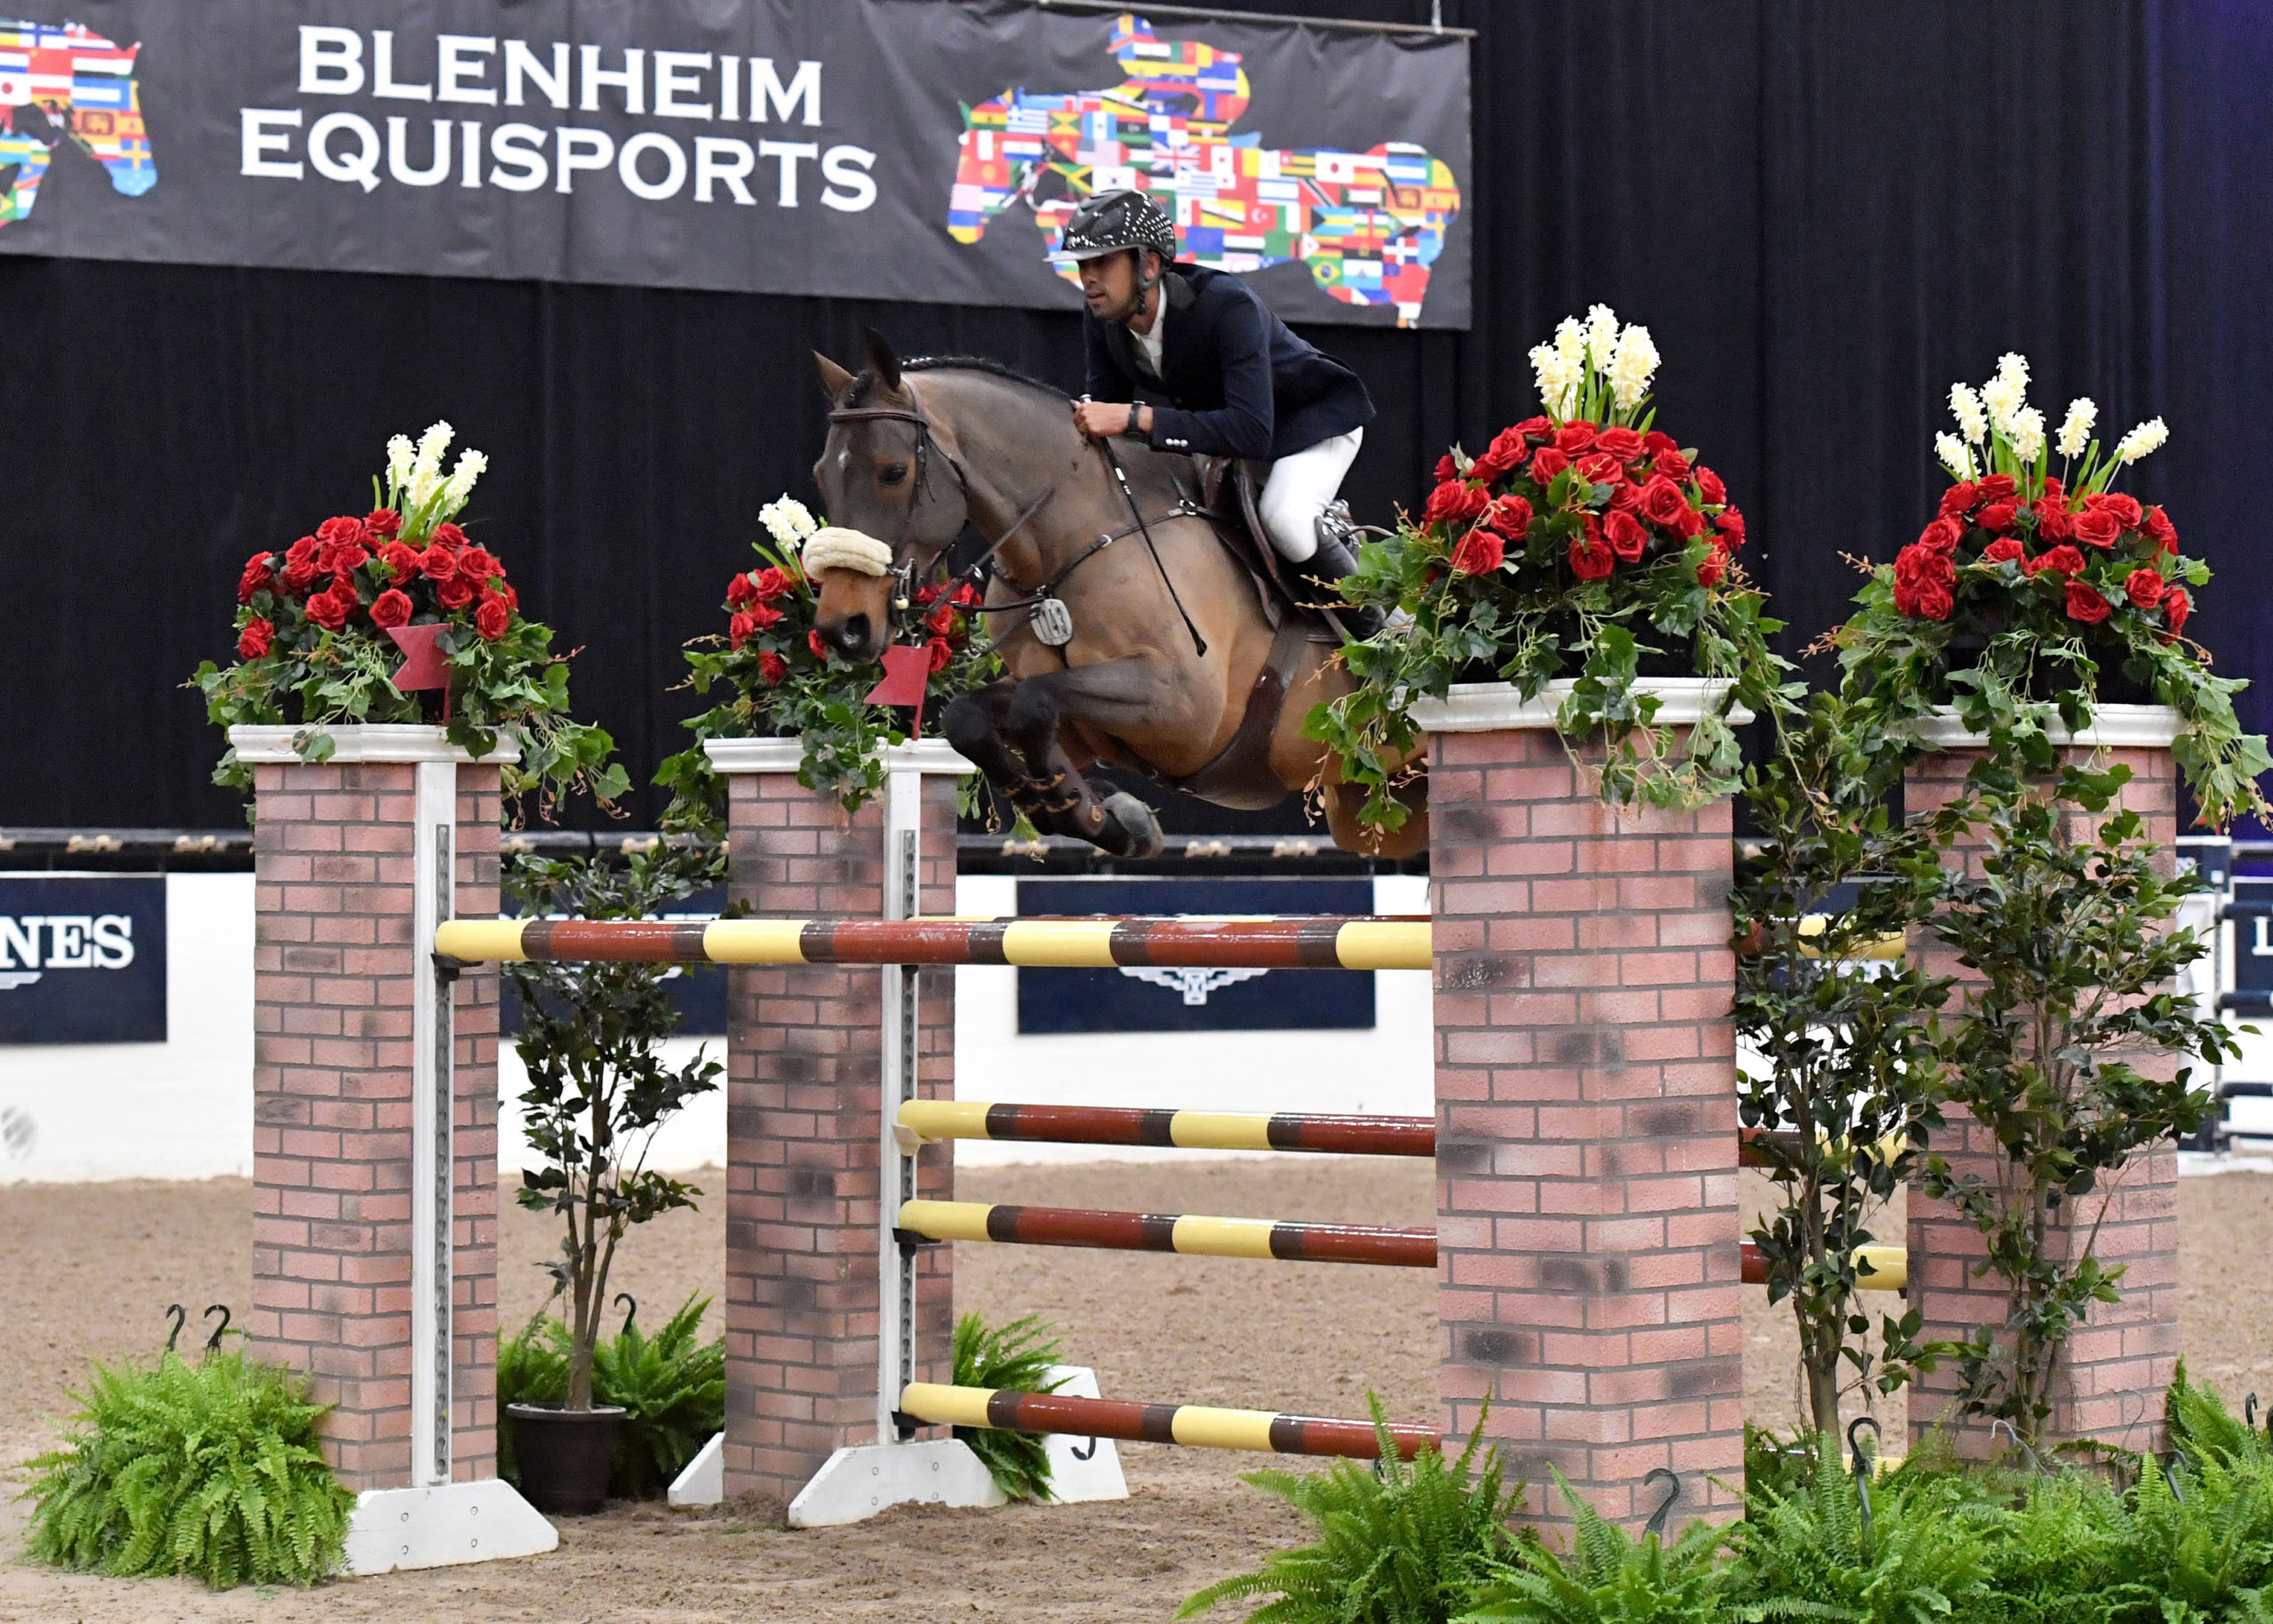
[1121,407,1150,440]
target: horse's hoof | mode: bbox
[1100,793,1164,860]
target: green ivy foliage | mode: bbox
[22,1351,354,1589]
[950,1311,1070,1503]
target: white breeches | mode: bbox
[1255,426,1364,562]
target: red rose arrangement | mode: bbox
[657,495,1004,823]
[196,424,622,811]
[1313,305,1786,827]
[1841,356,2267,826]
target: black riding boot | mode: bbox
[1300,509,1385,639]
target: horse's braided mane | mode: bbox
[843,354,1071,408]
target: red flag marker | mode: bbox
[864,643,932,734]
[387,622,450,693]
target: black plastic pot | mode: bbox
[507,1402,626,1515]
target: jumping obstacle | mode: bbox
[899,1383,1438,1461]
[896,1100,1437,1157]
[897,1199,1439,1268]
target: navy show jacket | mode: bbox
[1081,263,1375,462]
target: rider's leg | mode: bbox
[1255,427,1364,562]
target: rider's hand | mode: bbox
[1073,400,1146,440]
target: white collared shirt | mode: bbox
[1130,297,1165,379]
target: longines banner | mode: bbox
[0,2,1470,328]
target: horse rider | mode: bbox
[1058,187,1382,635]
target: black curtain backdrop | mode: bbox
[3,0,2262,833]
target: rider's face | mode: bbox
[1078,250,1151,323]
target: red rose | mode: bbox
[236,617,274,659]
[1915,580,1954,620]
[457,546,498,581]
[1674,503,1708,538]
[369,588,412,630]
[364,508,401,539]
[2142,506,2178,553]
[2040,476,2064,500]
[1510,416,1552,442]
[1604,509,1649,562]
[1715,508,1746,551]
[1594,426,1645,462]
[475,597,510,640]
[430,523,468,549]
[2125,566,2167,608]
[744,601,785,630]
[1652,448,1692,481]
[2027,544,2087,579]
[1527,446,1572,484]
[2064,580,2111,624]
[1554,421,1597,455]
[1917,516,1963,554]
[1423,479,1490,527]
[1983,536,2026,564]
[2165,587,2191,633]
[495,581,519,610]
[1695,467,1726,505]
[1575,452,1625,489]
[1434,453,1459,484]
[2072,509,2121,549]
[755,567,793,601]
[1976,502,2016,533]
[1450,526,1504,575]
[1642,430,1679,458]
[305,586,352,631]
[316,515,366,550]
[1607,479,1643,512]
[437,575,475,610]
[1697,541,1728,589]
[727,572,760,609]
[926,637,954,673]
[1567,529,1616,580]
[926,602,956,635]
[1469,447,1518,484]
[1476,425,1532,479]
[1938,482,1979,519]
[281,535,321,592]
[1485,495,1532,537]
[2033,498,2074,542]
[1895,542,1956,590]
[758,649,788,685]
[379,542,421,580]
[325,541,370,577]
[952,581,983,607]
[237,553,273,604]
[808,629,830,660]
[1636,474,1691,528]
[419,542,457,581]
[1976,474,2016,503]
[2086,491,2142,529]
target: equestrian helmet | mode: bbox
[1056,188,1177,264]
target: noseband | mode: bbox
[827,403,971,598]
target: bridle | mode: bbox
[826,400,970,608]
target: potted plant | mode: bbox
[1837,357,2270,826]
[500,841,724,1515]
[193,422,625,813]
[1306,304,1791,828]
[653,494,1002,832]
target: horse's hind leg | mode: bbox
[999,663,1165,859]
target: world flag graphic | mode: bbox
[0,17,154,228]
[949,12,1461,327]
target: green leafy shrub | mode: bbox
[1177,1401,1521,1623]
[1458,1467,1730,1624]
[1728,1460,1996,1624]
[22,1351,354,1589]
[495,1294,724,1501]
[951,1311,1069,1503]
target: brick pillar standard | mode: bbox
[235,725,508,1491]
[1903,708,2183,1457]
[1419,683,1746,1533]
[709,740,962,1508]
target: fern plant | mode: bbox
[951,1311,1070,1502]
[22,1351,355,1589]
[1728,1454,1995,1624]
[1177,1399,1521,1623]
[495,1295,724,1500]
[1458,1467,1730,1623]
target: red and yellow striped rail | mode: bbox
[897,1100,1437,1158]
[899,1382,1438,1461]
[433,915,1430,970]
[1739,1242,1905,1289]
[896,1199,1437,1269]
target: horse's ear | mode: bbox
[863,329,902,393]
[812,351,855,404]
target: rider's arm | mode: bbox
[1146,289,1273,459]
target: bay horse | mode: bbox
[808,333,1427,860]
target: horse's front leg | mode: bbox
[939,678,1119,846]
[999,657,1171,859]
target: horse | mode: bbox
[0,18,154,227]
[807,332,1427,860]
[948,13,1461,329]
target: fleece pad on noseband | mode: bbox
[802,527,893,577]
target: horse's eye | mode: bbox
[880,463,907,486]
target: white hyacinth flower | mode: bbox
[760,495,820,549]
[1995,351,2031,392]
[1553,316,1585,366]
[442,448,488,511]
[2055,398,2096,459]
[1585,304,1620,371]
[2113,416,2169,464]
[2010,406,2046,464]
[1606,323,1660,410]
[407,420,453,513]
[1949,383,1988,446]
[1979,372,2024,436]
[386,435,415,498]
[1529,343,1580,416]
[1935,432,1976,482]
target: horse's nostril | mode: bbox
[836,614,871,652]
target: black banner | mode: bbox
[0,1,1469,327]
[0,875,167,1043]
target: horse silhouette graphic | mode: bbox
[0,17,154,227]
[950,12,1461,327]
